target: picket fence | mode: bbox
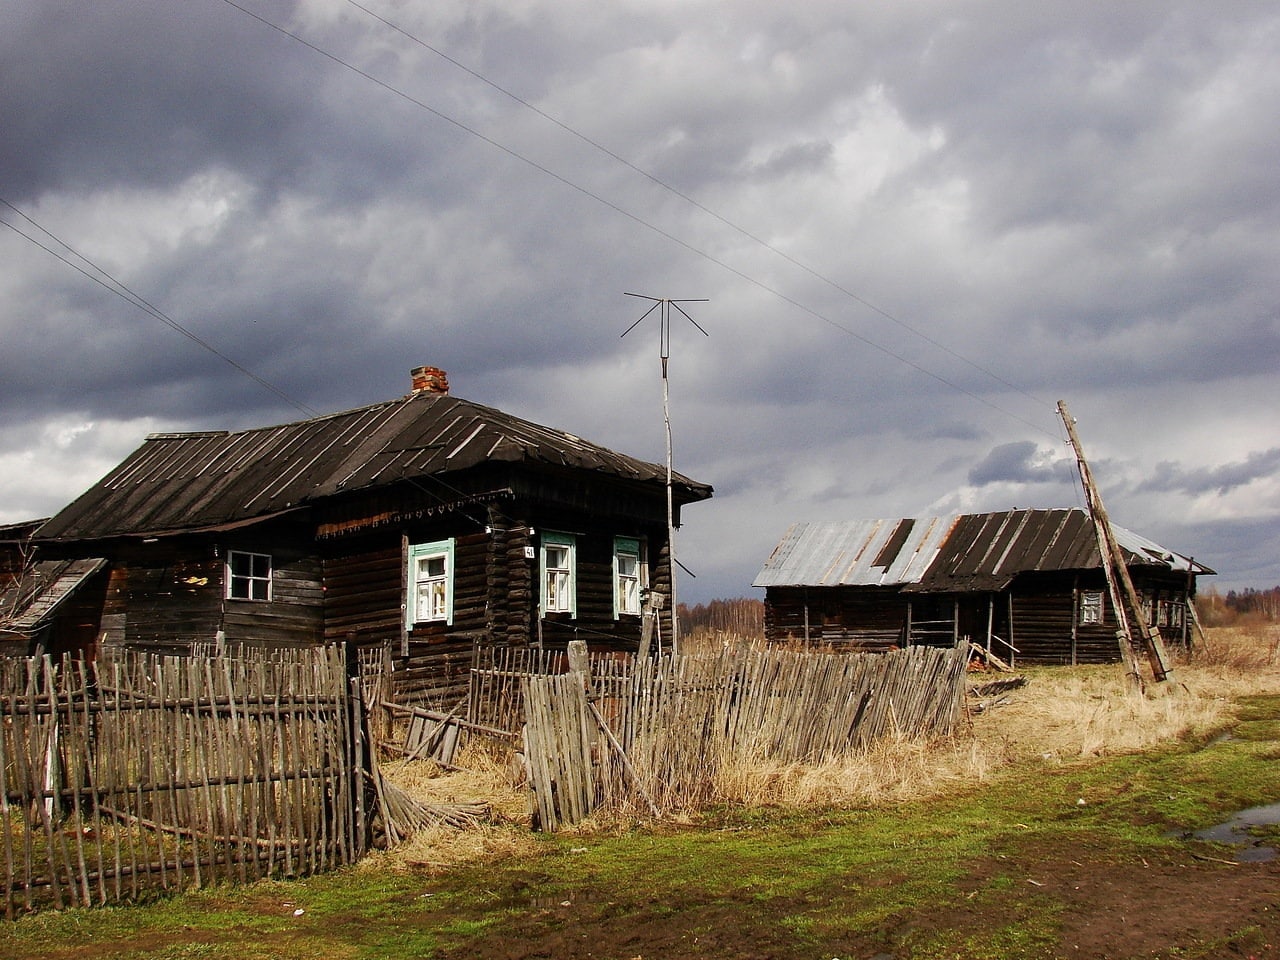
[519,641,970,830]
[0,648,365,916]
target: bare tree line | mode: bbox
[678,597,764,639]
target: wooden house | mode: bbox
[31,367,713,697]
[753,509,1212,666]
[0,519,109,658]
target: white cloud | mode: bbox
[0,415,169,524]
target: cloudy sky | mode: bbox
[3,0,1277,603]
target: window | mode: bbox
[1079,590,1104,625]
[408,539,454,626]
[540,532,576,616]
[226,550,271,601]
[613,537,643,617]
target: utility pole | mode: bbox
[1059,401,1174,687]
[622,293,708,657]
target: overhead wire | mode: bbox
[0,198,321,418]
[2,3,1062,444]
[342,0,1057,417]
[216,0,1061,442]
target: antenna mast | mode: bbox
[622,293,708,657]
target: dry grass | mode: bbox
[360,740,539,874]
[716,625,1280,810]
[370,625,1280,867]
[713,732,998,809]
[1184,623,1280,687]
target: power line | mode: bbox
[0,198,320,418]
[340,0,1059,427]
[216,0,1060,440]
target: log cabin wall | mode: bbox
[523,506,668,653]
[219,536,323,648]
[1004,570,1193,665]
[764,586,906,651]
[765,569,1197,666]
[489,520,533,646]
[1135,570,1195,648]
[317,502,670,705]
[102,542,223,653]
[321,536,401,648]
[320,524,472,706]
[1008,578,1093,665]
[101,534,325,654]
[400,527,490,706]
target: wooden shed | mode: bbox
[31,367,712,698]
[1,519,109,658]
[753,509,1212,666]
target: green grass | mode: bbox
[6,695,1280,959]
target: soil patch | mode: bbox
[423,839,1280,960]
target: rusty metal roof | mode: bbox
[752,517,957,588]
[36,392,713,542]
[0,558,106,634]
[753,509,1211,591]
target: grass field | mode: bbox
[5,625,1279,960]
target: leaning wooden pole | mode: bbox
[1058,401,1174,686]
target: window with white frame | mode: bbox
[613,536,643,617]
[408,539,454,626]
[1079,590,1104,625]
[226,550,271,601]
[541,532,576,616]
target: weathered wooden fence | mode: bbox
[0,647,365,916]
[519,642,970,830]
[469,646,567,734]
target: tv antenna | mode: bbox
[622,293,709,657]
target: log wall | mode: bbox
[763,586,906,650]
[765,570,1195,667]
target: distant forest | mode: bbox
[677,597,764,638]
[1197,586,1280,626]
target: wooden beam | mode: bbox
[1058,401,1174,686]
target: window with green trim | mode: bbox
[540,532,576,616]
[408,539,454,626]
[613,536,643,617]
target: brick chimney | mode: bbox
[410,365,449,395]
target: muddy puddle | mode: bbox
[1179,801,1280,862]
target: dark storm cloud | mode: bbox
[3,2,305,200]
[1139,449,1280,497]
[968,441,1075,487]
[2,0,1279,598]
[1155,515,1280,585]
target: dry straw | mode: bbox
[375,625,1280,868]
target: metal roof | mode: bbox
[752,517,957,588]
[0,558,106,634]
[36,392,713,542]
[753,509,1212,590]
